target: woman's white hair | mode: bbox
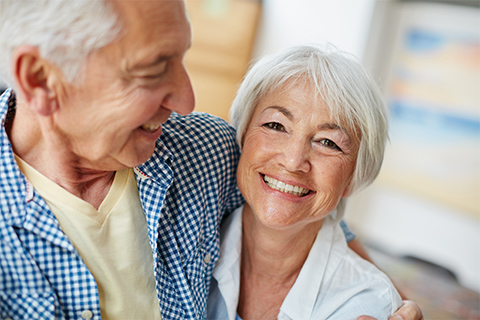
[230,45,388,205]
[0,0,122,87]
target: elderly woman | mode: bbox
[207,45,408,320]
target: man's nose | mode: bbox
[162,64,195,115]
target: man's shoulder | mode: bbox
[163,112,236,137]
[161,112,238,151]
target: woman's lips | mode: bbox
[263,174,311,197]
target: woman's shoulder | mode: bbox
[316,245,402,319]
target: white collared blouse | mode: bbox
[208,206,402,320]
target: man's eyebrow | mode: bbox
[135,40,192,69]
[120,54,171,79]
[123,39,192,73]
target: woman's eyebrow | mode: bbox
[262,106,352,139]
[317,123,352,139]
[262,105,294,120]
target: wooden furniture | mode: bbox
[184,0,261,121]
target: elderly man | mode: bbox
[0,1,422,320]
[0,1,242,319]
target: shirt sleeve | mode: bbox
[220,122,245,216]
[340,220,356,243]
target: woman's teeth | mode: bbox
[141,124,161,132]
[263,175,310,197]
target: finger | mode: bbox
[389,300,424,320]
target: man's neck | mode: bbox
[7,102,116,210]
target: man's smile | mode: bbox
[140,123,162,133]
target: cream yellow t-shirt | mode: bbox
[15,156,162,320]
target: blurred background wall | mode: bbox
[184,0,480,308]
[344,0,480,294]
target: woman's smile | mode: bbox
[262,174,311,197]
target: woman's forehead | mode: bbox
[257,79,360,136]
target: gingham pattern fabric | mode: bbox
[0,89,244,319]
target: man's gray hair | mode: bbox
[0,0,122,87]
[230,44,389,197]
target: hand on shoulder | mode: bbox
[356,300,423,320]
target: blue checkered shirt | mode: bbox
[0,89,244,319]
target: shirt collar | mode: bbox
[1,88,15,124]
[213,207,343,320]
[135,139,173,181]
[0,89,29,213]
[214,205,243,278]
[134,120,176,184]
[0,89,65,240]
[279,215,339,320]
[212,205,244,320]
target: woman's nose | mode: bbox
[162,64,195,115]
[278,140,311,173]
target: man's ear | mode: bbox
[12,45,60,116]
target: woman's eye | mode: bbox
[264,122,285,131]
[319,139,341,151]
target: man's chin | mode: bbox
[101,144,156,171]
[130,146,157,168]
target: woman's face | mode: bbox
[237,80,360,230]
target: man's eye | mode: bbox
[136,62,169,81]
[264,122,285,131]
[319,139,341,151]
[141,73,164,80]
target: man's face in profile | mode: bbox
[53,0,194,171]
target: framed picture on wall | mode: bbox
[368,1,480,217]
